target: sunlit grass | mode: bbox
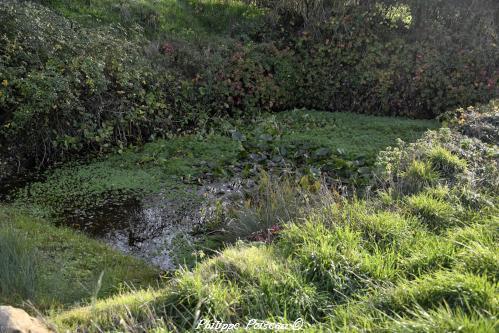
[47,123,497,332]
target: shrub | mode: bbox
[195,43,295,116]
[0,1,187,173]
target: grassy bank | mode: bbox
[1,110,437,315]
[0,206,159,310]
[49,105,498,332]
[40,0,263,39]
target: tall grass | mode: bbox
[51,121,499,332]
[0,227,38,303]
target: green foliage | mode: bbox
[14,111,434,222]
[0,0,497,330]
[1,0,496,179]
[234,110,437,186]
[456,243,499,281]
[14,135,238,219]
[12,106,496,331]
[401,233,455,277]
[37,0,263,38]
[0,1,188,169]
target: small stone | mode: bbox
[0,306,52,333]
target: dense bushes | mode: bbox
[1,0,497,179]
[0,1,189,170]
[190,0,497,118]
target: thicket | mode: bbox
[1,0,497,178]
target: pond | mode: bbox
[58,179,249,270]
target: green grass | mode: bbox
[46,124,497,332]
[272,110,438,159]
[40,0,264,39]
[0,227,38,303]
[428,146,468,178]
[0,206,159,310]
[52,202,498,332]
[402,160,440,193]
[4,111,446,330]
[406,192,458,232]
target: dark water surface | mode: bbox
[60,180,248,270]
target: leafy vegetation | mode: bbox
[0,0,497,331]
[7,103,494,332]
[1,0,496,180]
[12,111,435,222]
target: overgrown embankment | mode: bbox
[0,111,435,273]
[0,109,437,311]
[50,102,498,332]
